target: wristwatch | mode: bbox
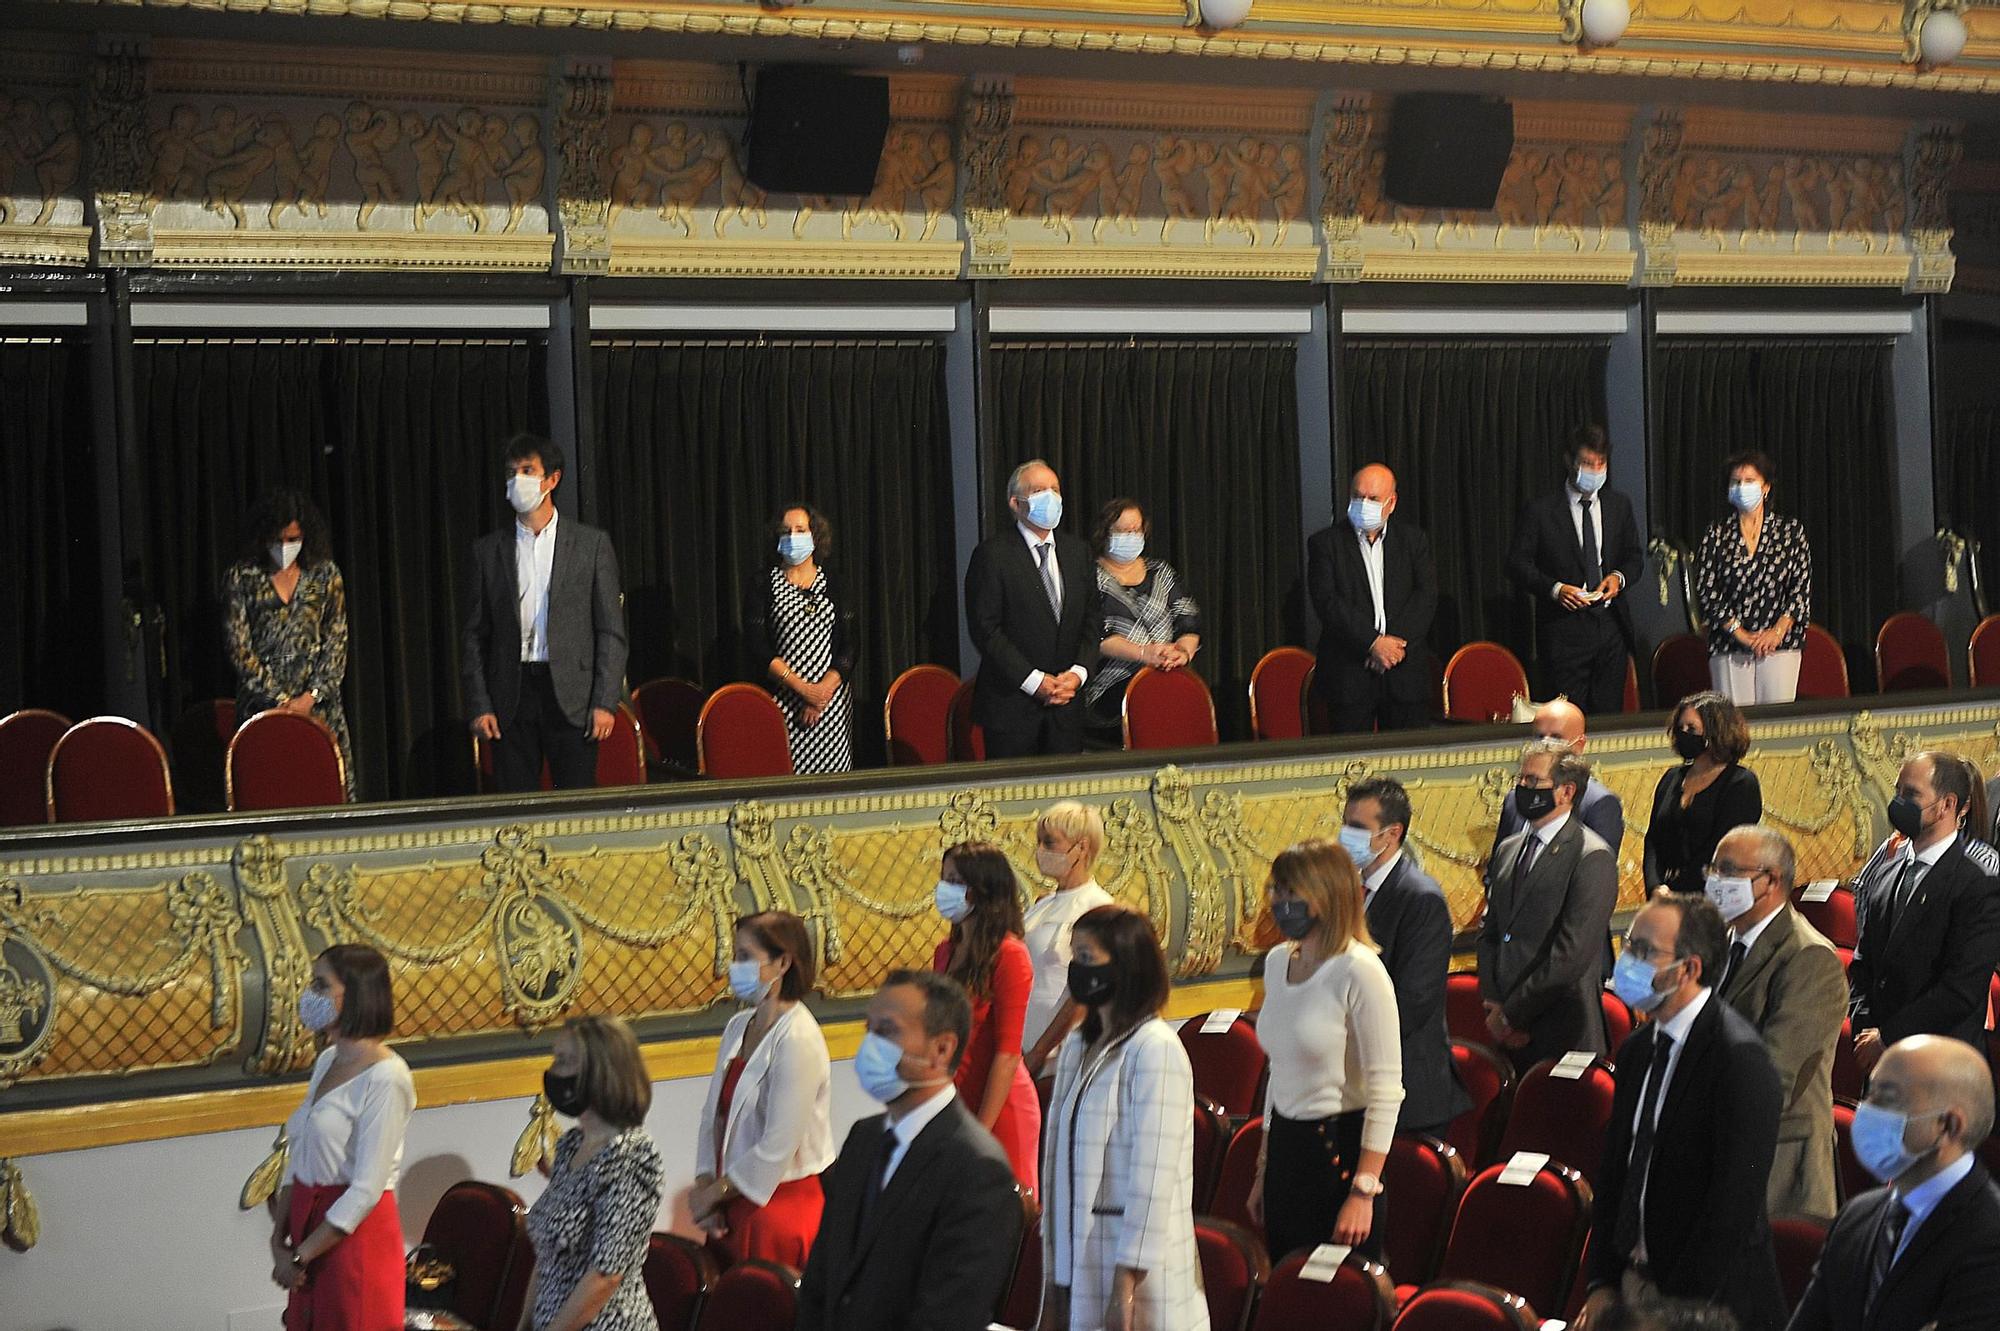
[289,1248,306,1271]
[1351,1172,1384,1198]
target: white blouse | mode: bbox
[694,1004,835,1206]
[1258,942,1404,1154]
[283,1047,417,1234]
[1022,879,1114,1051]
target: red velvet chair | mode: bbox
[1123,667,1220,750]
[1300,665,1332,737]
[1493,1055,1618,1181]
[644,1231,717,1331]
[169,699,236,815]
[1971,614,2000,689]
[885,664,959,766]
[1178,1013,1268,1118]
[999,1209,1042,1331]
[1875,611,1950,693]
[0,708,69,826]
[1444,974,1489,1046]
[1622,655,1640,713]
[1380,1132,1468,1288]
[47,716,174,822]
[1798,623,1851,700]
[995,1186,1039,1326]
[1831,1018,1865,1104]
[692,1259,799,1331]
[1251,1248,1396,1331]
[1445,1041,1515,1167]
[1249,646,1315,741]
[1192,1097,1230,1213]
[1442,642,1530,724]
[1390,1282,1537,1331]
[473,701,647,792]
[1651,634,1710,710]
[1196,1218,1271,1331]
[227,709,348,811]
[1601,989,1634,1051]
[1793,881,1858,951]
[1832,1100,1870,1204]
[418,1180,532,1331]
[632,677,705,779]
[1209,1115,1264,1230]
[948,676,986,762]
[696,684,794,780]
[1431,1161,1591,1316]
[1771,1214,1829,1315]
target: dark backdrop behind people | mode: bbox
[1082,498,1203,748]
[748,503,856,776]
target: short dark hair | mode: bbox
[736,910,815,1000]
[1566,423,1611,465]
[882,968,973,1072]
[1073,905,1171,1046]
[1090,498,1150,557]
[1347,776,1412,840]
[1724,449,1776,487]
[501,431,565,477]
[241,488,334,569]
[322,943,394,1039]
[1653,889,1729,989]
[1674,690,1751,765]
[566,1014,653,1128]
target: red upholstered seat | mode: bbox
[1494,1056,1618,1181]
[632,677,705,779]
[1875,611,1950,693]
[1300,665,1332,737]
[1209,1115,1264,1231]
[1650,634,1710,711]
[1196,1218,1271,1331]
[1971,615,2000,689]
[885,664,959,766]
[419,1180,531,1331]
[169,699,236,814]
[1445,974,1489,1046]
[948,676,986,762]
[1771,1214,1829,1315]
[1833,1100,1870,1204]
[1621,655,1640,713]
[1124,667,1220,750]
[1442,643,1529,724]
[691,1259,798,1331]
[1251,1249,1396,1331]
[1391,1281,1537,1331]
[1601,990,1634,1051]
[47,716,174,822]
[999,1209,1042,1331]
[1799,623,1851,700]
[1380,1133,1468,1288]
[697,684,794,780]
[1444,1041,1514,1167]
[1793,882,1857,950]
[1831,1019,1865,1104]
[644,1231,718,1331]
[1432,1162,1591,1315]
[1249,647,1315,741]
[1178,1014,1268,1118]
[0,708,69,826]
[597,702,647,787]
[1192,1097,1229,1213]
[228,710,347,811]
[1563,1230,1593,1319]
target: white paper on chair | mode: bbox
[1551,1051,1595,1080]
[1299,1243,1353,1282]
[1499,1151,1551,1186]
[1200,1008,1241,1035]
[1801,880,1839,903]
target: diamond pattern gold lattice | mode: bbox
[801,826,944,998]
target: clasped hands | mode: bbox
[1734,620,1790,659]
[1035,670,1084,706]
[1483,1000,1530,1050]
[470,707,619,741]
[1367,635,1408,674]
[688,1175,732,1237]
[1139,642,1193,672]
[1557,574,1623,612]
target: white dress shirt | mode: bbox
[882,1082,957,1185]
[1894,829,1958,902]
[1892,1150,1976,1262]
[516,507,559,663]
[1014,521,1090,697]
[284,1048,417,1234]
[1023,880,1115,1051]
[1355,525,1388,635]
[1731,905,1783,957]
[1362,848,1404,909]
[1553,484,1608,599]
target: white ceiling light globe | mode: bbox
[1918,9,1968,66]
[1200,0,1254,29]
[1580,0,1631,47]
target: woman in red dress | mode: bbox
[931,840,1041,1195]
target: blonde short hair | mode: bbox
[1038,800,1106,866]
[1268,838,1374,955]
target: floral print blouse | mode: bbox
[1693,512,1811,656]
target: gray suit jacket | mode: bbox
[1366,855,1473,1133]
[461,515,628,729]
[1718,906,1846,1220]
[1477,815,1618,1070]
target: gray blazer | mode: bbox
[461,516,628,730]
[1477,815,1619,1071]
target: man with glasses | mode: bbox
[1708,823,1847,1220]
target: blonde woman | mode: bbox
[1249,839,1404,1263]
[1022,800,1114,1076]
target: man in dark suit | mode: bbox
[1346,775,1472,1136]
[963,459,1101,759]
[1478,739,1620,1072]
[1577,891,1788,1331]
[461,433,628,792]
[1306,463,1438,732]
[1787,1033,2000,1331]
[1489,698,1625,862]
[1505,424,1644,717]
[797,969,1022,1331]
[1848,751,2000,1078]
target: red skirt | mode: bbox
[285,1183,405,1331]
[706,1175,824,1270]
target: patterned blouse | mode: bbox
[1083,560,1203,714]
[525,1127,664,1331]
[1693,512,1811,656]
[221,558,355,798]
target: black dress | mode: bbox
[1643,762,1763,892]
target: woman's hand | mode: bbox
[271,1253,307,1291]
[801,704,824,728]
[1332,1193,1375,1246]
[283,694,315,716]
[1104,1268,1142,1331]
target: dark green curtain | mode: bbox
[1935,321,2000,611]
[986,339,1303,741]
[1653,338,1897,680]
[131,338,547,800]
[591,339,958,768]
[1340,338,1608,659]
[0,337,101,718]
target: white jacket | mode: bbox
[694,1004,834,1206]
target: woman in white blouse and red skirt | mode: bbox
[269,943,416,1331]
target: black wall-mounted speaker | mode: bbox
[1383,94,1516,211]
[745,66,892,197]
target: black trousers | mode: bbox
[1322,664,1432,734]
[982,698,1086,759]
[1263,1108,1384,1265]
[494,664,598,792]
[1540,610,1627,717]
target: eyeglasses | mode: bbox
[1620,935,1681,965]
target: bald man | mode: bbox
[1489,699,1625,862]
[1787,1034,2000,1331]
[1306,463,1439,732]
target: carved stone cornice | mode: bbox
[1315,95,1373,284]
[555,57,612,277]
[958,75,1017,280]
[84,36,153,268]
[1635,108,1686,287]
[1907,123,1962,293]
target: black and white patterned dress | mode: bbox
[760,565,855,775]
[525,1127,663,1331]
[1693,511,1812,656]
[1083,559,1203,729]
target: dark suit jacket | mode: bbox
[1591,994,1788,1331]
[1305,519,1438,703]
[1477,816,1619,1067]
[1787,1159,2000,1331]
[963,526,1101,735]
[1644,762,1763,894]
[1491,777,1626,866]
[1505,485,1644,647]
[1366,855,1473,1131]
[460,515,627,729]
[796,1096,1022,1331]
[1847,833,2000,1050]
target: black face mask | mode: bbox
[1887,794,1930,840]
[1067,959,1117,1007]
[543,1069,588,1118]
[1515,783,1559,822]
[1672,728,1707,761]
[1271,899,1316,941]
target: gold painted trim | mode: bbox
[1669,250,1913,286]
[149,231,556,271]
[1359,250,1637,284]
[1005,243,1321,280]
[607,240,965,279]
[0,226,92,268]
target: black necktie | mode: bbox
[1866,1197,1909,1313]
[1036,542,1062,618]
[1614,1032,1674,1260]
[1720,939,1748,993]
[1878,858,1914,938]
[859,1124,898,1229]
[1579,497,1602,590]
[1514,834,1541,888]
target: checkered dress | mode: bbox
[765,566,853,775]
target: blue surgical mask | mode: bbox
[854,1030,949,1105]
[1574,468,1607,496]
[728,960,772,1004]
[1106,532,1145,563]
[1850,1100,1947,1183]
[1270,898,1315,941]
[1025,489,1063,530]
[1338,824,1379,871]
[777,532,814,566]
[1611,949,1677,1013]
[298,989,337,1033]
[1347,497,1384,533]
[934,881,971,922]
[1729,481,1765,514]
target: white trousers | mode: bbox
[1710,649,1802,705]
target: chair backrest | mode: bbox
[1832,1099,1870,1204]
[1798,623,1851,699]
[47,716,175,822]
[1390,1281,1538,1331]
[1249,646,1315,741]
[1191,1097,1229,1213]
[596,701,647,787]
[1251,1249,1396,1331]
[421,1179,529,1331]
[1600,990,1634,1051]
[227,710,348,811]
[1209,1115,1264,1231]
[1444,974,1489,1046]
[1875,611,1950,692]
[999,1209,1043,1331]
[1621,655,1639,713]
[1651,634,1711,710]
[697,684,794,780]
[1380,1132,1469,1288]
[168,699,236,814]
[692,1259,799,1331]
[1445,1040,1516,1172]
[1442,642,1530,724]
[1971,615,2000,689]
[644,1231,719,1331]
[1832,1018,1865,1104]
[1793,881,1857,949]
[1494,1055,1618,1180]
[632,677,705,777]
[1196,1218,1271,1331]
[1300,664,1332,737]
[948,676,986,762]
[1177,1014,1268,1118]
[0,709,70,827]
[1771,1214,1829,1315]
[1436,1161,1592,1314]
[1124,667,1220,750]
[884,664,960,766]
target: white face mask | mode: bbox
[1704,873,1758,922]
[270,540,303,571]
[508,473,547,515]
[1729,481,1765,514]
